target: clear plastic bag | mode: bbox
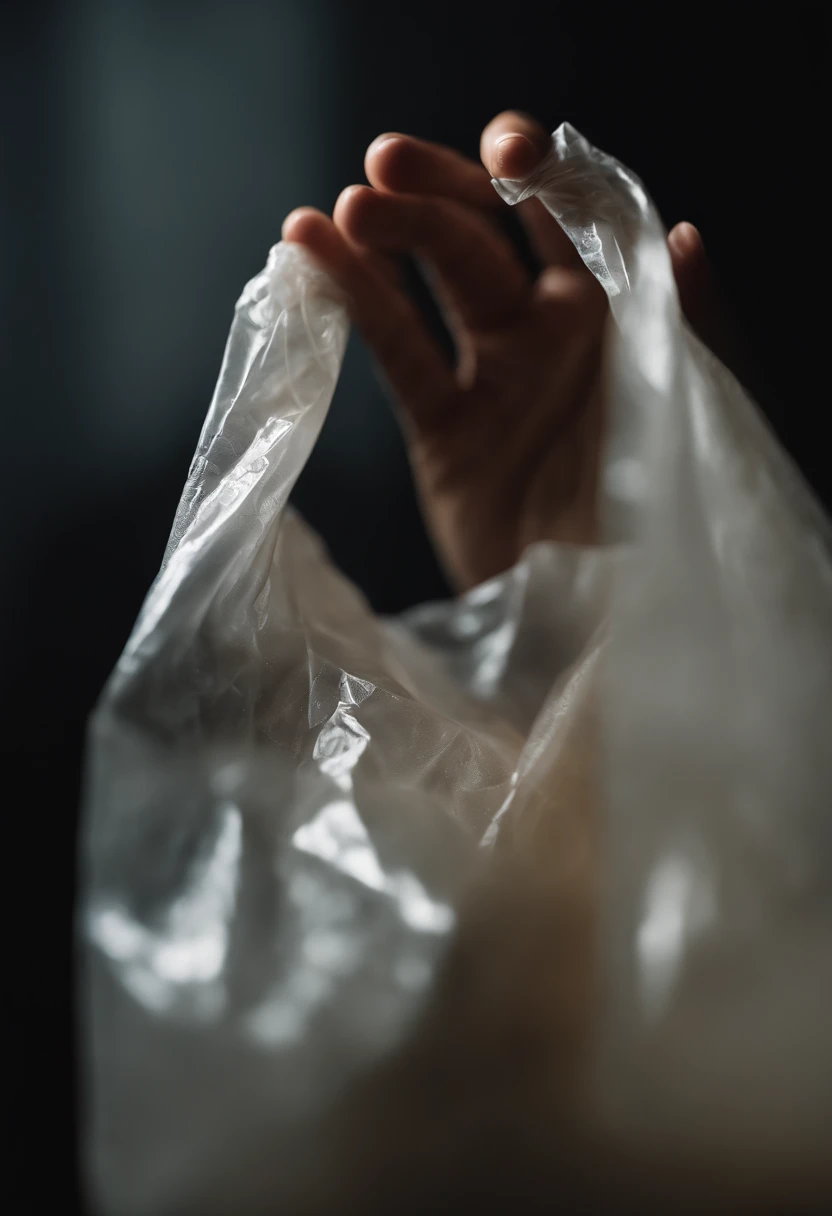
[81,124,832,1215]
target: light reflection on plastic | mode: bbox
[89,803,242,1013]
[292,799,454,935]
[246,866,441,1048]
[247,963,333,1048]
[636,852,716,1023]
[246,693,452,1045]
[313,702,371,791]
[452,607,485,639]
[471,618,515,699]
[245,879,364,1048]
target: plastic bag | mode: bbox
[81,124,832,1215]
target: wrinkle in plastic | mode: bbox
[81,124,832,1214]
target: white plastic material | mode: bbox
[81,125,832,1214]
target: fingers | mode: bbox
[668,222,761,402]
[282,207,453,427]
[517,197,586,271]
[365,117,552,203]
[668,221,728,358]
[334,184,532,332]
[482,111,583,271]
[282,205,397,288]
[365,132,499,209]
[668,222,717,334]
[367,123,583,273]
[480,111,551,180]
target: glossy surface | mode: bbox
[82,127,832,1214]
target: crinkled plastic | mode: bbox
[81,125,832,1214]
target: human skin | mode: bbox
[283,111,734,589]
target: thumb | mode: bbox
[668,222,762,405]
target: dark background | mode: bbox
[3,2,827,1210]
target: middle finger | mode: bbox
[335,184,532,333]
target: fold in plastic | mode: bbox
[81,124,832,1215]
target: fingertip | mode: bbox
[333,183,375,235]
[281,206,323,244]
[364,132,408,182]
[367,132,498,206]
[493,134,541,179]
[668,221,703,259]
[481,111,550,178]
[366,131,406,157]
[282,207,350,271]
[335,183,369,209]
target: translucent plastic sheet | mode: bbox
[81,125,832,1214]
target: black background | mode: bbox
[3,3,827,1210]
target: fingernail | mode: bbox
[495,133,538,177]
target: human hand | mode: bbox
[284,112,727,589]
